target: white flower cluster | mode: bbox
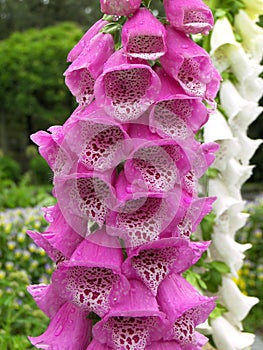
[203,3,263,349]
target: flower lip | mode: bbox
[100,0,142,16]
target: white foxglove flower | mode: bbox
[220,80,262,125]
[223,159,254,189]
[212,232,251,275]
[214,205,249,239]
[242,0,263,17]
[211,316,256,350]
[219,277,259,327]
[203,110,233,142]
[235,10,263,63]
[232,130,262,166]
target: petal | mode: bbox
[62,107,130,172]
[65,32,114,107]
[29,302,92,350]
[219,276,259,325]
[27,284,65,319]
[160,27,221,100]
[211,316,255,350]
[164,0,214,35]
[157,274,216,325]
[122,8,167,60]
[54,171,116,236]
[203,110,233,142]
[67,19,108,62]
[92,280,168,349]
[122,237,202,295]
[94,49,161,121]
[146,340,181,350]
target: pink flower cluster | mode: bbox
[27,1,221,349]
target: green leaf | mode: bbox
[210,261,231,274]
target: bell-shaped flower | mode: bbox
[100,0,142,16]
[146,334,208,350]
[150,67,208,141]
[92,279,169,349]
[160,26,221,102]
[164,197,215,239]
[31,126,72,175]
[123,140,183,193]
[62,106,130,172]
[158,274,215,347]
[235,10,263,63]
[234,131,262,166]
[67,19,108,62]
[28,302,92,350]
[94,49,161,121]
[51,229,129,318]
[203,110,233,144]
[106,171,181,247]
[222,159,254,189]
[164,0,214,35]
[54,171,116,237]
[27,204,83,262]
[211,316,256,350]
[212,231,251,275]
[122,8,167,60]
[122,237,207,296]
[218,276,259,327]
[65,32,115,107]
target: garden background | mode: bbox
[0,0,262,349]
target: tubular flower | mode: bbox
[164,0,214,35]
[65,32,114,107]
[160,26,221,102]
[100,0,142,16]
[122,8,167,60]
[28,0,221,348]
[94,49,161,121]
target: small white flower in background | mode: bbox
[218,277,259,328]
[211,316,256,350]
[235,10,263,63]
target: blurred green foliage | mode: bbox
[0,206,54,349]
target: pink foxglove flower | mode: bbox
[65,32,114,107]
[122,237,207,295]
[150,67,209,137]
[27,204,83,262]
[94,49,161,121]
[158,274,216,346]
[67,19,108,62]
[29,302,92,349]
[62,106,130,173]
[92,279,168,349]
[51,230,130,317]
[100,0,142,16]
[164,0,214,35]
[122,8,167,60]
[160,26,221,102]
[54,171,116,236]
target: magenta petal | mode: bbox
[67,19,108,62]
[62,108,130,172]
[146,340,182,350]
[29,302,92,350]
[92,280,168,349]
[164,0,214,35]
[122,8,167,60]
[100,0,142,16]
[54,171,116,236]
[106,173,181,247]
[94,49,161,121]
[86,339,113,350]
[160,27,221,100]
[27,284,65,319]
[65,32,114,107]
[150,68,209,136]
[157,274,216,324]
[122,237,202,295]
[30,127,71,175]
